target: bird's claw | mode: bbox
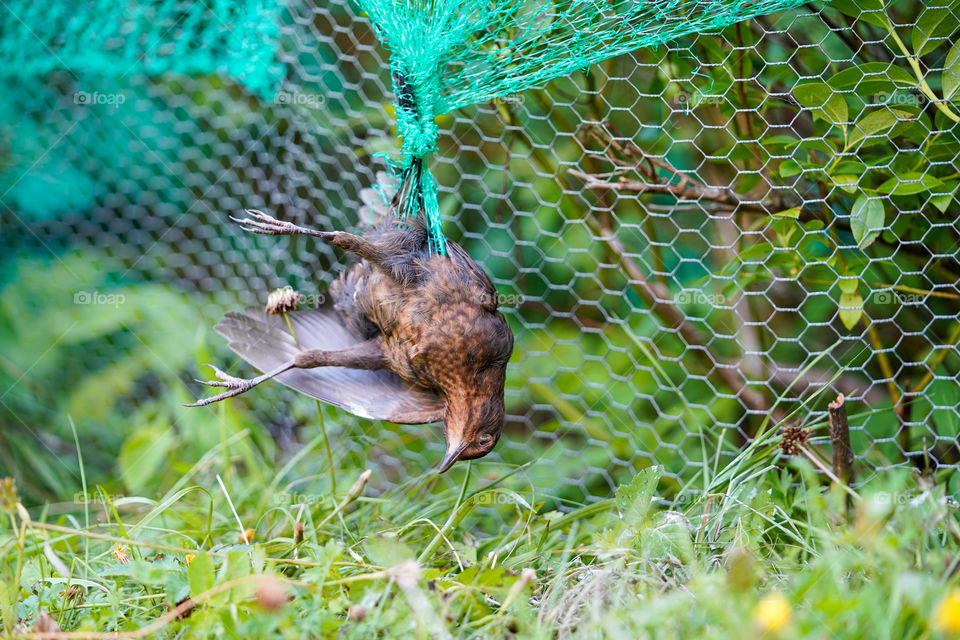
[184,364,256,407]
[231,209,329,238]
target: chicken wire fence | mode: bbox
[1,0,959,506]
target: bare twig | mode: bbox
[590,218,775,418]
[519,120,782,422]
[568,169,775,212]
[782,424,859,502]
[570,123,779,213]
[767,366,884,406]
[798,443,861,503]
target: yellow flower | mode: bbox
[933,588,960,633]
[185,553,196,566]
[752,592,792,633]
[112,545,130,565]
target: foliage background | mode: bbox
[1,0,959,637]
[2,0,958,505]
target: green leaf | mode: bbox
[363,536,415,568]
[833,161,868,175]
[118,423,174,492]
[838,277,860,295]
[772,207,801,219]
[788,137,838,155]
[615,466,662,528]
[166,573,190,605]
[738,242,775,262]
[877,172,944,195]
[944,42,960,100]
[850,196,885,249]
[639,511,694,563]
[793,82,848,126]
[828,0,892,30]
[124,560,170,586]
[221,549,251,582]
[838,292,864,330]
[828,63,916,92]
[779,158,803,177]
[0,582,11,632]
[188,552,214,598]
[930,375,960,435]
[930,193,954,212]
[770,218,797,244]
[847,108,913,148]
[913,0,960,57]
[455,567,518,597]
[760,134,799,148]
[831,175,859,193]
[216,550,252,606]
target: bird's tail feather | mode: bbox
[213,305,444,424]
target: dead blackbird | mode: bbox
[186,190,514,472]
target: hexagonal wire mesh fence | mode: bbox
[1,0,958,506]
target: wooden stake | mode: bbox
[828,394,853,486]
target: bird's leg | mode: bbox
[232,209,392,266]
[185,340,386,407]
[231,209,332,239]
[184,362,293,407]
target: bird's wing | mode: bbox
[214,305,444,424]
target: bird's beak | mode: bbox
[438,438,468,474]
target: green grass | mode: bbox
[1,424,958,639]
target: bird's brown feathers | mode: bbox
[215,214,514,467]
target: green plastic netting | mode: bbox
[355,0,814,253]
[0,0,285,219]
[0,1,284,94]
[1,0,809,250]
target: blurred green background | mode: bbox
[1,0,958,511]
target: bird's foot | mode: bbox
[230,209,331,239]
[184,364,259,407]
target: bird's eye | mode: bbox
[478,433,492,444]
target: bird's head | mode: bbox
[439,391,506,473]
[436,311,513,473]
